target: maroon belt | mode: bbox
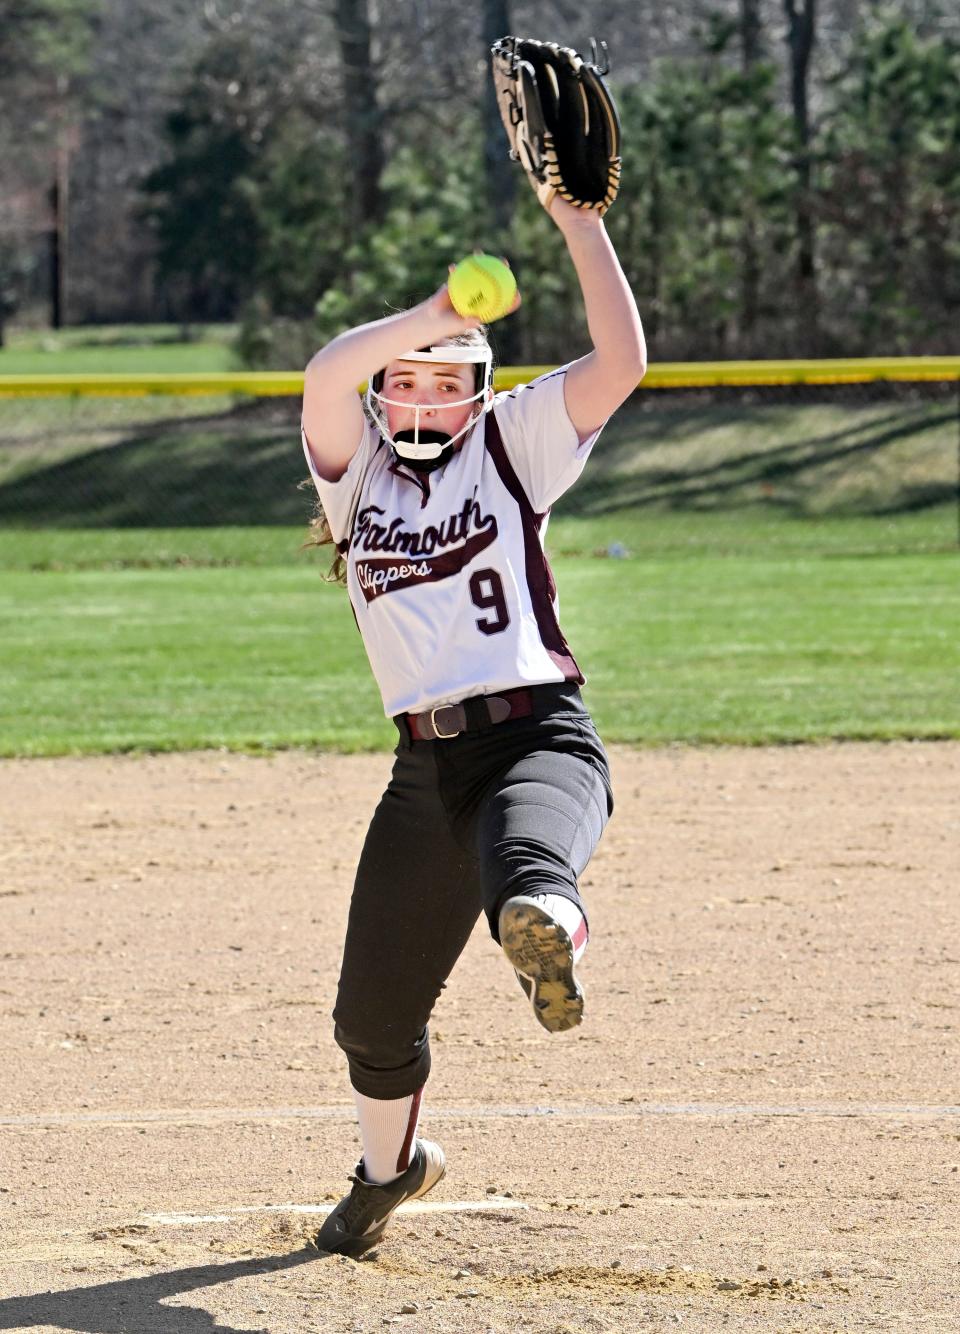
[404,687,535,741]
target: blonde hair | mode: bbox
[302,488,347,584]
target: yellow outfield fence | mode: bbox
[0,358,957,552]
[1,356,959,397]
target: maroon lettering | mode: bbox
[353,489,496,561]
[355,523,499,604]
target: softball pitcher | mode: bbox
[301,38,643,1256]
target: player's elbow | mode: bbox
[610,344,647,396]
[603,323,646,392]
[304,347,357,412]
[626,324,648,383]
[305,346,332,380]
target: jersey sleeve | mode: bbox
[490,364,607,513]
[301,419,379,545]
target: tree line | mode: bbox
[2,0,959,361]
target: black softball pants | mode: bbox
[332,683,613,1099]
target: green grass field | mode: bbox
[1,351,957,754]
[0,324,238,375]
[1,526,956,755]
[0,386,957,538]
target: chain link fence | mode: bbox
[0,368,957,561]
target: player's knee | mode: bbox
[489,840,577,899]
[333,1015,428,1073]
[334,1017,431,1096]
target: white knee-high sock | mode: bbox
[532,892,589,962]
[351,1086,423,1185]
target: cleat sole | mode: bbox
[500,898,584,1033]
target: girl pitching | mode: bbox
[301,193,644,1254]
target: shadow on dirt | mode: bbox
[0,1247,321,1333]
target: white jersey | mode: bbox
[303,365,604,718]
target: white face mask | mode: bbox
[366,345,494,471]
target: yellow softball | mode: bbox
[447,253,518,323]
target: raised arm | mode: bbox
[302,287,481,482]
[551,199,647,441]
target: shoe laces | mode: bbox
[339,1171,387,1230]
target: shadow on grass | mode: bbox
[0,1247,321,1333]
[0,402,309,527]
[558,402,957,518]
[0,395,954,527]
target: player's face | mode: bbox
[382,361,480,440]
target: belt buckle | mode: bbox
[430,705,460,740]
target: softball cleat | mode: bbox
[499,894,585,1033]
[314,1139,445,1257]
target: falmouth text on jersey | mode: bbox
[352,489,499,602]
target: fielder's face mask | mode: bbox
[366,344,494,472]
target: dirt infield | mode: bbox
[1,742,958,1333]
